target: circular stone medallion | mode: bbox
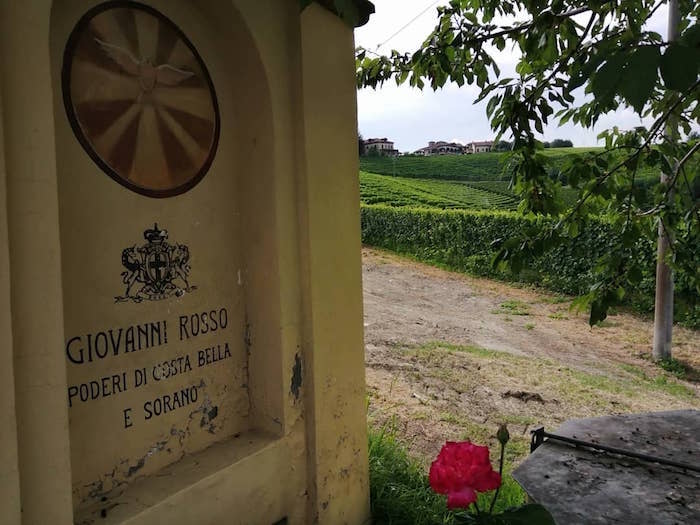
[62,1,220,197]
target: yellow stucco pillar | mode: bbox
[0,68,22,525]
[298,5,371,524]
[0,1,74,523]
[1,1,370,523]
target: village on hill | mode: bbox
[361,136,575,156]
[362,137,495,156]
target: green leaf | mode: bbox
[567,72,588,92]
[511,254,523,275]
[680,24,700,47]
[534,118,543,134]
[590,53,627,107]
[567,221,579,237]
[660,43,700,91]
[619,46,660,113]
[589,298,608,326]
[628,266,643,284]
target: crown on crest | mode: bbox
[144,223,168,243]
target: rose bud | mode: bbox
[497,424,510,446]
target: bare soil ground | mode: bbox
[362,247,699,465]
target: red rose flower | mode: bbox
[429,441,502,509]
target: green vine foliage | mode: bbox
[357,0,700,325]
[361,205,698,328]
[301,0,375,27]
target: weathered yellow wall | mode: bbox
[51,0,255,504]
[298,5,371,523]
[0,65,22,525]
[0,2,75,523]
[0,1,369,523]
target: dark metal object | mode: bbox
[530,426,700,474]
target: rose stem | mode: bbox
[488,441,506,514]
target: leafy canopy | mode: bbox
[357,0,699,325]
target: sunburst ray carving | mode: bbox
[63,2,219,197]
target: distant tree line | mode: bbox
[543,139,574,148]
[492,140,512,151]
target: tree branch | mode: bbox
[559,77,700,225]
[523,12,597,106]
[455,6,592,49]
[676,142,700,174]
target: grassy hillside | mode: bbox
[359,147,665,210]
[358,150,698,326]
[538,147,602,156]
[359,172,585,211]
[360,153,508,181]
[358,150,593,181]
[359,147,661,184]
[360,172,519,210]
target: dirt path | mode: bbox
[362,247,699,462]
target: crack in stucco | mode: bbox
[291,352,302,401]
[242,315,254,415]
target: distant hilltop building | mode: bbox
[363,137,399,156]
[413,140,494,156]
[414,140,465,156]
[466,141,494,153]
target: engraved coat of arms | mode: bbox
[116,224,195,302]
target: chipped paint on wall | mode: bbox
[291,353,303,401]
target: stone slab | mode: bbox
[512,410,700,524]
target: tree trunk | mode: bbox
[652,223,673,360]
[652,0,680,361]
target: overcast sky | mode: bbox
[355,0,670,152]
